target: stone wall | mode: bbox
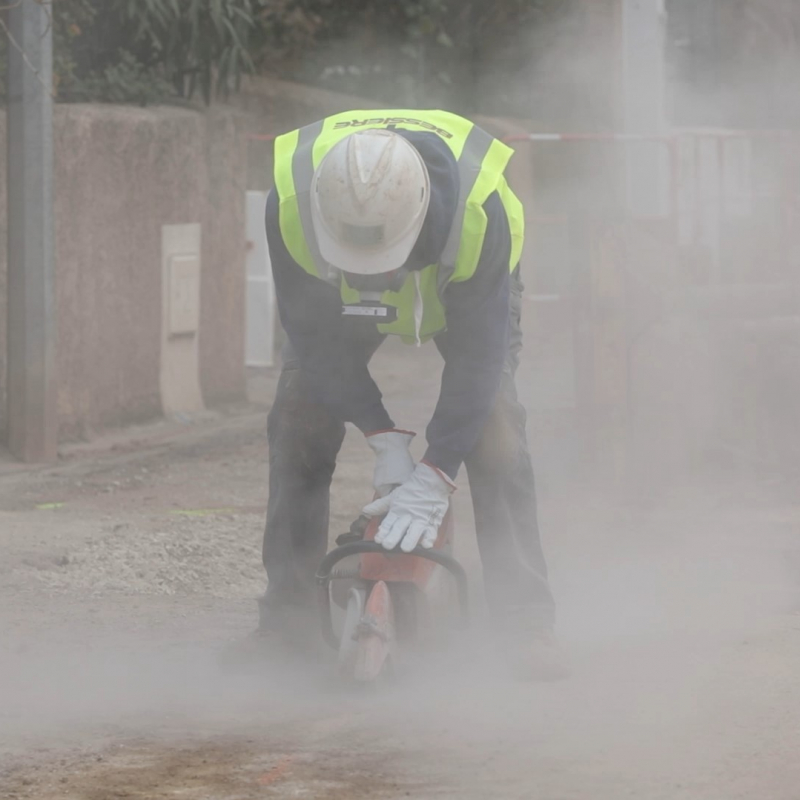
[0,78,395,449]
[0,103,248,443]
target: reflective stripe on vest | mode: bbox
[274,110,525,343]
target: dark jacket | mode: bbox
[265,129,514,479]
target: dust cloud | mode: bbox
[3,2,800,799]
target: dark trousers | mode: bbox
[262,274,556,627]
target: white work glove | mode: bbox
[363,462,456,553]
[366,429,416,497]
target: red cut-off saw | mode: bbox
[316,503,469,683]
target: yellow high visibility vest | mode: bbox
[273,109,524,343]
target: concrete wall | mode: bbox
[233,75,381,130]
[0,78,395,448]
[233,76,381,193]
[0,103,248,443]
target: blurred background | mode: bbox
[3,5,800,798]
[1,0,800,491]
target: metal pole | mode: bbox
[7,0,57,462]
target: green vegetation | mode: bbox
[2,0,551,107]
[1,0,797,114]
[52,0,262,104]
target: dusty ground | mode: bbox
[2,340,800,799]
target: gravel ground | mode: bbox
[13,513,266,598]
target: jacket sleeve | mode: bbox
[265,190,394,433]
[424,191,513,479]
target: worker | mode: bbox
[255,109,566,680]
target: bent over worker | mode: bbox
[258,109,566,680]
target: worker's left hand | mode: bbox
[366,429,416,497]
[363,462,456,553]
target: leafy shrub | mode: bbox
[121,0,265,103]
[65,50,175,105]
[0,0,264,105]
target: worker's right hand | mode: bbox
[366,429,416,497]
[363,462,456,553]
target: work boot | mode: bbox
[272,600,325,660]
[494,608,570,682]
[218,597,323,674]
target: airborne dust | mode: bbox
[2,2,800,799]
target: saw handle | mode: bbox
[316,542,470,650]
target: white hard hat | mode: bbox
[310,129,431,275]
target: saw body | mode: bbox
[317,507,468,683]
